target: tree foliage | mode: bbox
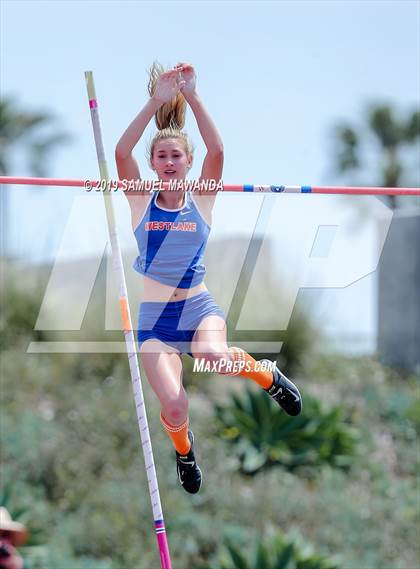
[333,104,420,209]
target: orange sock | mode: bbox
[221,347,274,389]
[160,411,191,455]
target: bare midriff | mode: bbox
[142,274,208,302]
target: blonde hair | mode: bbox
[147,61,194,168]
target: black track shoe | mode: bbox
[175,430,202,494]
[261,360,302,416]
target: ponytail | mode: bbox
[147,61,194,167]
[148,61,187,130]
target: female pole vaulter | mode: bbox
[115,62,302,494]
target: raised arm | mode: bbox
[115,69,183,199]
[176,63,224,196]
[115,98,160,197]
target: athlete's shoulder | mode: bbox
[190,193,213,227]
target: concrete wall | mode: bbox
[377,211,420,375]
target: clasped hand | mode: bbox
[153,63,196,104]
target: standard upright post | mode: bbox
[84,71,172,569]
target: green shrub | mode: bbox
[0,282,46,349]
[214,387,359,475]
[1,483,47,547]
[202,532,341,569]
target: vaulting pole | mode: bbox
[84,71,172,569]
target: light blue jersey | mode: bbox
[133,191,210,289]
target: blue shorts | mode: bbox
[137,291,226,356]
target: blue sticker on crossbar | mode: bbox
[301,186,312,193]
[243,185,254,192]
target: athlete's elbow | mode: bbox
[208,145,224,158]
[115,143,130,161]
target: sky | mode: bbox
[1,0,419,351]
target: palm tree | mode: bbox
[332,104,420,374]
[0,96,70,256]
[333,104,420,209]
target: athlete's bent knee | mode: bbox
[193,343,230,364]
[161,396,189,426]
